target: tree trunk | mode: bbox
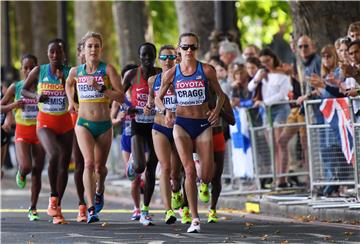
[175,1,215,59]
[290,1,360,49]
[74,1,117,65]
[14,1,33,56]
[31,1,58,64]
[112,1,148,68]
[214,1,240,45]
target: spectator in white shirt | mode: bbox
[248,48,293,187]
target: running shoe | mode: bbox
[139,211,153,226]
[47,196,58,217]
[187,218,201,233]
[131,208,141,221]
[94,193,104,213]
[16,171,26,189]
[28,209,40,221]
[76,204,87,222]
[165,209,177,224]
[52,207,65,224]
[179,207,192,224]
[207,209,218,223]
[127,163,138,181]
[171,191,184,210]
[87,206,99,224]
[199,183,210,203]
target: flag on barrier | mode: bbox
[320,98,354,164]
[230,107,253,178]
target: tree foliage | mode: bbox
[236,0,292,48]
[148,1,179,52]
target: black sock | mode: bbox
[51,193,58,197]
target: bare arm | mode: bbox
[144,75,156,115]
[203,64,225,125]
[1,84,16,105]
[220,95,235,125]
[21,66,40,99]
[122,69,137,94]
[155,67,175,113]
[104,64,124,103]
[65,67,78,112]
[110,101,123,125]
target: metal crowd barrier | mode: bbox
[304,97,359,208]
[249,101,309,191]
[222,100,309,196]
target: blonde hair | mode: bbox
[320,44,338,78]
[81,31,103,47]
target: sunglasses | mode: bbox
[298,44,309,49]
[179,44,198,51]
[159,54,177,61]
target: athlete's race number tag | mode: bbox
[135,108,156,123]
[175,80,205,106]
[21,98,38,120]
[77,76,105,101]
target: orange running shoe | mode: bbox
[52,207,65,224]
[76,204,87,222]
[47,196,58,217]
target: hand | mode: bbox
[254,68,268,82]
[164,110,175,127]
[86,76,100,90]
[13,100,24,109]
[2,123,11,133]
[296,95,307,105]
[68,102,79,112]
[37,94,49,103]
[345,88,358,97]
[206,109,219,125]
[118,111,126,121]
[143,104,152,116]
[231,97,240,107]
[309,74,325,88]
[325,72,341,87]
[339,62,356,77]
[253,100,263,108]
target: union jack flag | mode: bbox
[320,98,354,164]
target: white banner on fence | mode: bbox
[230,107,253,178]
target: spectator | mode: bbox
[297,35,321,95]
[347,21,360,41]
[248,48,293,187]
[218,40,244,66]
[242,44,260,60]
[231,64,252,107]
[213,60,232,97]
[334,37,350,63]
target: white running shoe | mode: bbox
[139,211,153,226]
[187,218,201,233]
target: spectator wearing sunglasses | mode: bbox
[143,45,183,225]
[296,35,322,110]
[156,32,225,233]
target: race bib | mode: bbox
[175,80,205,106]
[135,108,156,123]
[124,119,132,136]
[21,98,38,120]
[154,89,176,112]
[41,90,67,113]
[77,76,105,101]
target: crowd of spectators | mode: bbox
[205,21,360,196]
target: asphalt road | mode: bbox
[1,174,359,244]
